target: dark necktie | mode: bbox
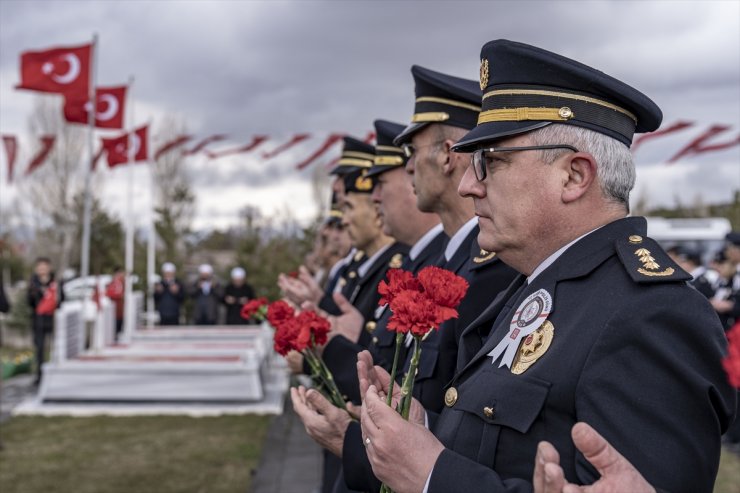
[479,278,529,346]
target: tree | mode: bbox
[233,206,316,299]
[19,97,90,272]
[69,192,125,275]
[151,117,195,266]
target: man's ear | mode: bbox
[560,152,597,203]
[440,139,458,176]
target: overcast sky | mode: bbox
[0,0,738,231]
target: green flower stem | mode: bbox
[380,334,425,493]
[386,332,405,407]
[399,336,422,420]
[304,347,347,410]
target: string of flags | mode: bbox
[1,41,739,185]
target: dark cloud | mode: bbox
[1,0,738,225]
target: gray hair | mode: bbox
[435,124,469,144]
[528,124,635,210]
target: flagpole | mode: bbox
[123,76,135,342]
[80,33,98,341]
[146,141,155,329]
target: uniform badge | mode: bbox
[389,253,403,269]
[354,250,365,262]
[511,321,554,374]
[479,58,489,91]
[488,288,553,369]
[635,247,674,277]
[473,248,496,263]
[355,175,373,191]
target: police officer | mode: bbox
[296,119,447,493]
[320,119,446,402]
[279,136,376,316]
[359,39,735,493]
[294,67,518,493]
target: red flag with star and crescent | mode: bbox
[64,86,127,129]
[16,43,92,96]
[100,126,149,168]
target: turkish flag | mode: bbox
[64,86,127,129]
[17,43,92,95]
[25,136,56,176]
[154,134,193,161]
[101,125,149,168]
[667,125,739,163]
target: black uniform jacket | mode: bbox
[319,251,367,316]
[342,225,519,492]
[426,217,736,493]
[323,229,447,405]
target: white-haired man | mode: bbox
[359,39,735,493]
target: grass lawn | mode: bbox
[0,414,738,492]
[717,447,740,493]
[0,415,272,493]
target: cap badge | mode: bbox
[355,175,373,191]
[479,58,489,91]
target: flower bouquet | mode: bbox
[241,298,347,410]
[723,320,740,389]
[377,266,468,493]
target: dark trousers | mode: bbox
[725,391,740,443]
[32,315,53,381]
[159,314,180,325]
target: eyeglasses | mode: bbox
[471,144,579,181]
[401,140,445,158]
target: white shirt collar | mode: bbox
[358,243,393,278]
[327,249,354,280]
[444,217,478,262]
[689,266,706,280]
[527,227,601,284]
[410,223,444,261]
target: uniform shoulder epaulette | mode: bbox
[614,234,691,283]
[469,239,499,270]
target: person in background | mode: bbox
[26,257,63,385]
[666,245,716,298]
[105,266,125,340]
[222,267,256,325]
[0,277,9,315]
[711,249,740,331]
[154,262,184,325]
[190,263,221,325]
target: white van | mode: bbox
[645,216,732,263]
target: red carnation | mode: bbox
[418,266,469,323]
[273,318,299,356]
[266,300,295,328]
[241,297,269,320]
[378,268,421,306]
[294,310,331,351]
[723,322,740,389]
[387,290,440,337]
